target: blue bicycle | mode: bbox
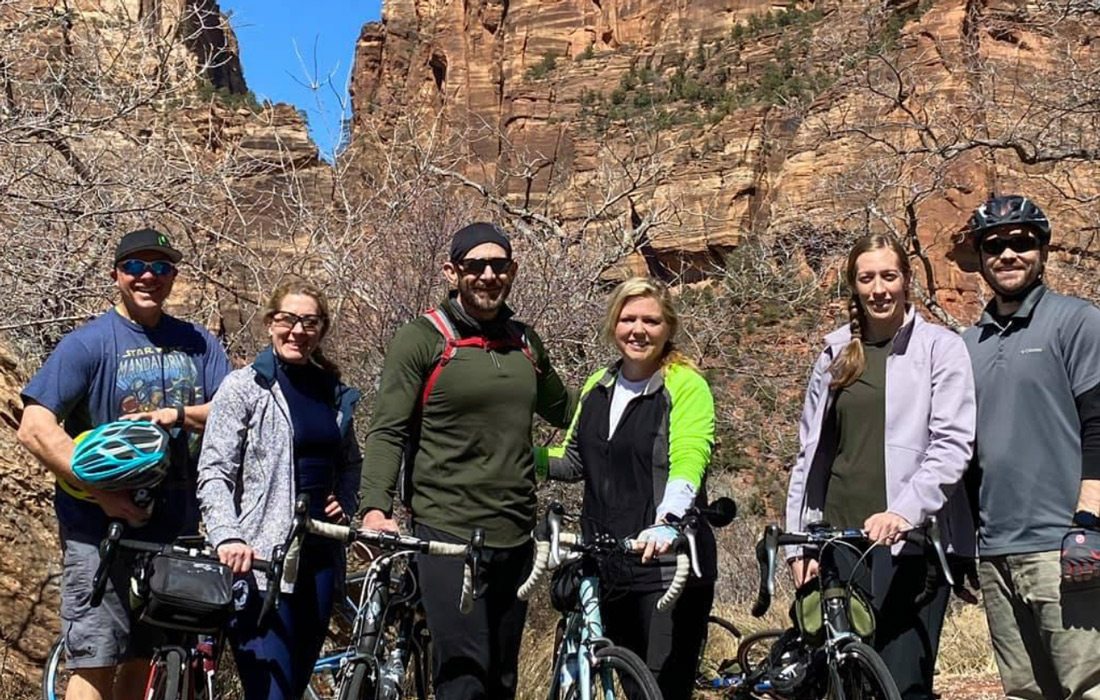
[519,498,735,700]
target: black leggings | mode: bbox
[414,523,533,700]
[599,582,715,700]
[835,548,950,700]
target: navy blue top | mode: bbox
[275,359,340,519]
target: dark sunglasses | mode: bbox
[979,236,1040,256]
[458,258,512,276]
[117,259,177,277]
[270,311,325,332]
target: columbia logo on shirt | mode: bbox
[1020,348,1044,354]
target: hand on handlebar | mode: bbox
[361,509,400,533]
[633,524,679,563]
[217,541,258,574]
[864,511,912,546]
[790,557,819,587]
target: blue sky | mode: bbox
[223,1,383,158]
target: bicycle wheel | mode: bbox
[41,638,71,700]
[827,641,901,700]
[568,645,662,700]
[737,628,784,676]
[695,615,742,689]
[336,660,373,700]
[307,648,348,699]
[148,648,185,700]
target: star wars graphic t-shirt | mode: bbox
[22,308,230,543]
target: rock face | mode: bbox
[349,0,1100,318]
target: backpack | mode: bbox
[397,308,538,508]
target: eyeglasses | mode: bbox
[979,236,1040,256]
[458,258,513,276]
[117,259,177,277]
[270,311,325,332]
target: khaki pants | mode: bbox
[980,551,1100,700]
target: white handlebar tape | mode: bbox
[517,540,550,600]
[425,542,467,556]
[306,519,352,541]
[656,553,690,612]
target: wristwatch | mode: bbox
[1072,510,1100,530]
[174,405,186,429]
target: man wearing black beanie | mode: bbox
[359,222,573,699]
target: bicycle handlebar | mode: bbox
[518,498,736,612]
[88,523,277,607]
[750,517,955,618]
[302,513,484,615]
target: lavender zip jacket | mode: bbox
[785,307,977,559]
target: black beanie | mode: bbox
[449,222,512,262]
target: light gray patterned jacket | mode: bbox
[197,346,362,591]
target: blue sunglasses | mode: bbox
[117,259,177,277]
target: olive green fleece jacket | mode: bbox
[359,296,573,547]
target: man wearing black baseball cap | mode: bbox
[360,222,573,699]
[19,227,230,699]
[113,227,184,264]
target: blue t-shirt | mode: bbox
[22,308,231,543]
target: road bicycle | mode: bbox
[302,512,483,700]
[42,498,308,700]
[740,520,956,700]
[519,497,736,700]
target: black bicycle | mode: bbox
[302,513,483,700]
[745,520,955,700]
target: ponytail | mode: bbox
[828,295,866,389]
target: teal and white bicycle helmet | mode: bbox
[69,420,170,492]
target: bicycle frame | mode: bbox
[554,573,618,700]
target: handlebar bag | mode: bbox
[550,559,583,613]
[791,581,875,643]
[134,552,234,633]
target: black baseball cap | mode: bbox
[114,228,183,264]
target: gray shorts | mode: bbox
[59,530,166,669]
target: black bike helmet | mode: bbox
[966,195,1051,247]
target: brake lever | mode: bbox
[751,524,779,618]
[927,516,955,587]
[682,515,702,578]
[548,502,565,569]
[89,521,125,607]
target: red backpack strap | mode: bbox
[421,309,460,407]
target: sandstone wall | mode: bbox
[349,0,1100,318]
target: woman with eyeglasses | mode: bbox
[539,277,717,700]
[785,234,976,700]
[197,280,361,700]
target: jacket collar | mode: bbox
[822,305,919,355]
[596,361,667,396]
[253,345,279,384]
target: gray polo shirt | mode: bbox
[963,284,1100,556]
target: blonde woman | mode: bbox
[786,234,976,700]
[539,277,717,700]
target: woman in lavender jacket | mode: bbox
[785,233,976,700]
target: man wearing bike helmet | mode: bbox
[18,228,231,700]
[358,222,573,699]
[962,195,1100,699]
